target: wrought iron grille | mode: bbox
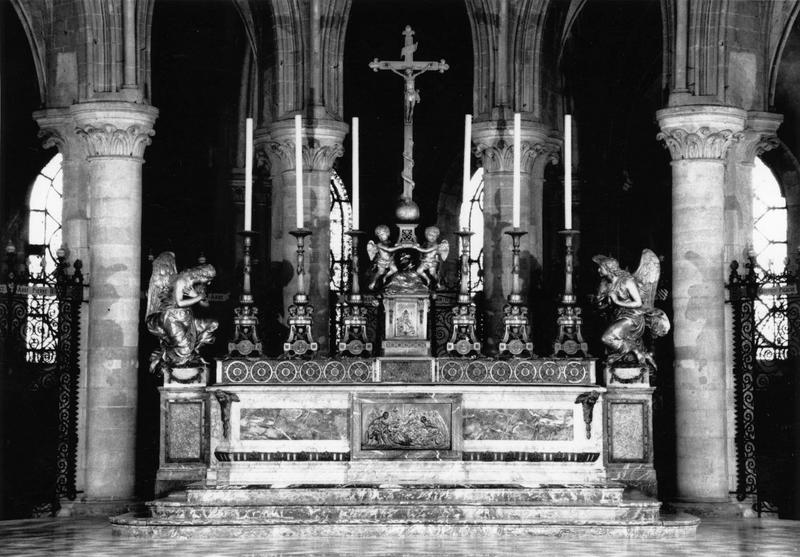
[0,248,84,515]
[728,255,799,517]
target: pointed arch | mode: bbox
[8,0,47,103]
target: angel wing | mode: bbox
[366,240,379,261]
[633,249,660,309]
[146,252,177,318]
[437,240,450,262]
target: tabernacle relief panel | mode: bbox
[352,394,462,459]
[240,409,348,441]
[462,409,574,441]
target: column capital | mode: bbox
[70,102,158,161]
[736,111,783,164]
[472,119,560,173]
[259,118,348,172]
[33,108,85,159]
[656,105,747,161]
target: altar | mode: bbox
[111,26,697,538]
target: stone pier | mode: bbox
[72,102,158,501]
[657,105,745,503]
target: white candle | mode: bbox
[512,113,521,229]
[352,117,359,230]
[244,118,253,231]
[565,114,572,229]
[462,114,472,230]
[295,115,303,229]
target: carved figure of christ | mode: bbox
[369,25,449,202]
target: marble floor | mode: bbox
[0,517,799,556]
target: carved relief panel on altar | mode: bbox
[351,393,462,459]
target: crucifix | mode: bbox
[370,26,449,203]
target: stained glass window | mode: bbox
[329,170,352,292]
[458,168,484,291]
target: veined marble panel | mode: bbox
[463,409,574,441]
[166,401,204,462]
[239,408,348,441]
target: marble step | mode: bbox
[184,483,626,506]
[111,512,700,539]
[146,501,660,523]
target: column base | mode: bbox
[56,497,143,518]
[665,496,757,518]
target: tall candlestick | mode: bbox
[295,115,303,229]
[244,118,253,231]
[462,114,472,229]
[513,113,521,229]
[564,114,572,229]
[352,117,360,230]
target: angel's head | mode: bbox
[184,263,216,286]
[592,254,620,278]
[424,226,440,243]
[375,225,390,241]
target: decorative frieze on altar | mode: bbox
[216,357,596,385]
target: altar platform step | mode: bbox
[111,483,699,538]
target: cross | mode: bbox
[370,25,449,202]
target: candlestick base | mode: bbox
[552,302,589,357]
[338,298,373,357]
[498,300,535,358]
[446,302,482,357]
[283,300,318,358]
[228,230,262,357]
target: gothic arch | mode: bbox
[8,0,47,103]
[768,0,800,107]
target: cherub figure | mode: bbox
[415,226,449,287]
[146,252,219,376]
[366,225,401,290]
[593,249,670,370]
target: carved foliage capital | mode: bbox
[656,127,744,161]
[739,130,780,163]
[263,139,344,172]
[76,123,155,160]
[473,140,559,173]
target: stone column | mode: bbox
[262,118,347,354]
[34,108,92,496]
[72,101,158,501]
[473,117,559,354]
[656,105,746,503]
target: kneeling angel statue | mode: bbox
[593,249,670,371]
[146,252,219,376]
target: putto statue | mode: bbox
[415,226,449,287]
[146,252,219,376]
[366,225,401,290]
[592,249,670,371]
